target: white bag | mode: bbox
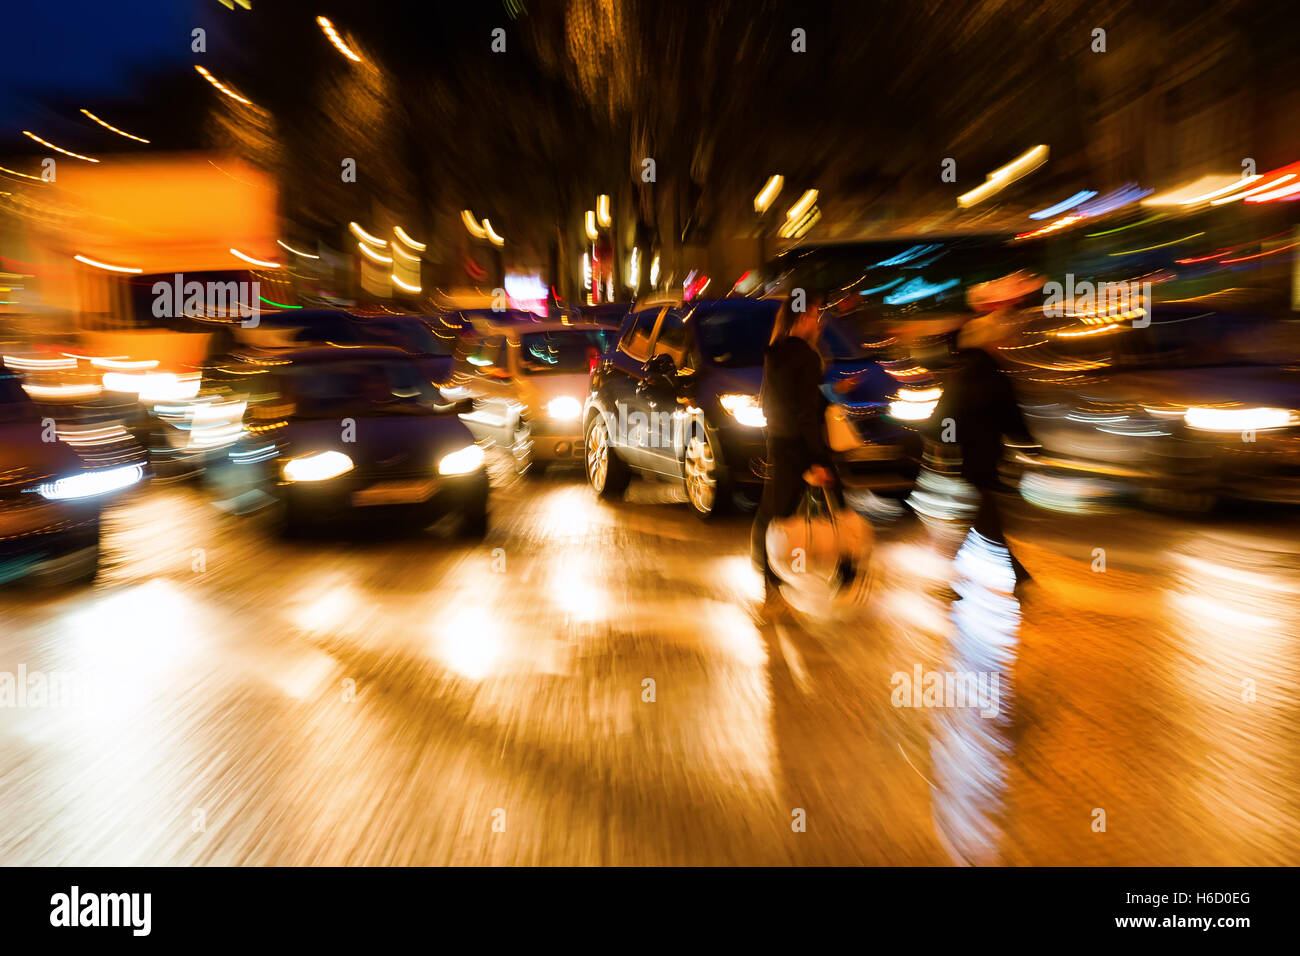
[766,487,876,612]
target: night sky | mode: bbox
[0,0,202,133]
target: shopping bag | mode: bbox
[765,485,875,611]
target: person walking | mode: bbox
[930,274,1039,589]
[751,292,851,616]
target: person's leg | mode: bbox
[755,443,810,592]
[972,487,1030,586]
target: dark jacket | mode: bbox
[760,336,831,468]
[930,347,1030,487]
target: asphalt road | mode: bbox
[1,454,1298,865]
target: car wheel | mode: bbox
[684,425,731,519]
[586,414,630,498]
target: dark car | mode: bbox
[207,347,488,536]
[582,298,921,518]
[283,311,456,385]
[0,371,144,584]
[1009,303,1300,511]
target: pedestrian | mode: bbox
[751,291,858,617]
[929,274,1039,589]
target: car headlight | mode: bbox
[438,443,486,475]
[282,450,354,482]
[888,386,942,422]
[546,396,582,420]
[719,393,766,428]
[35,464,143,500]
[1184,406,1298,432]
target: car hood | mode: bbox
[0,423,85,482]
[698,360,897,404]
[1071,365,1300,408]
[282,412,477,465]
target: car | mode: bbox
[206,347,489,537]
[279,311,457,385]
[0,370,144,584]
[452,321,618,475]
[582,297,921,518]
[1007,303,1300,511]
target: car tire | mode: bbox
[683,422,732,520]
[458,505,489,539]
[586,413,631,498]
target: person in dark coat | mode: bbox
[930,310,1034,586]
[751,293,858,613]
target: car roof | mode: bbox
[270,345,417,365]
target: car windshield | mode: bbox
[0,374,35,424]
[363,320,452,356]
[518,330,612,374]
[285,359,437,416]
[692,302,780,368]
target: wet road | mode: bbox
[1,455,1298,865]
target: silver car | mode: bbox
[451,321,617,475]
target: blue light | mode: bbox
[884,278,960,305]
[859,277,903,295]
[1028,190,1097,220]
[1075,183,1152,217]
[872,244,941,267]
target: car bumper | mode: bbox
[0,499,100,583]
[527,417,585,461]
[279,468,489,523]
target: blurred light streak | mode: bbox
[1075,184,1151,217]
[73,254,142,274]
[957,145,1048,208]
[1107,233,1204,256]
[391,274,421,293]
[316,15,363,63]
[1143,175,1240,206]
[79,109,150,144]
[482,220,504,246]
[754,174,783,213]
[1085,214,1164,237]
[194,65,256,107]
[349,221,387,246]
[585,209,598,241]
[21,131,99,163]
[1219,242,1300,263]
[358,243,393,264]
[1029,190,1096,220]
[0,164,42,182]
[229,248,280,269]
[785,188,819,222]
[393,226,426,251]
[276,239,319,259]
[461,210,487,239]
[596,194,611,228]
[883,277,959,305]
[1244,181,1300,203]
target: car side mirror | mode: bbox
[644,352,676,381]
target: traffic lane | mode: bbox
[0,463,1296,865]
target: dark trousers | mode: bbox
[971,483,1030,584]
